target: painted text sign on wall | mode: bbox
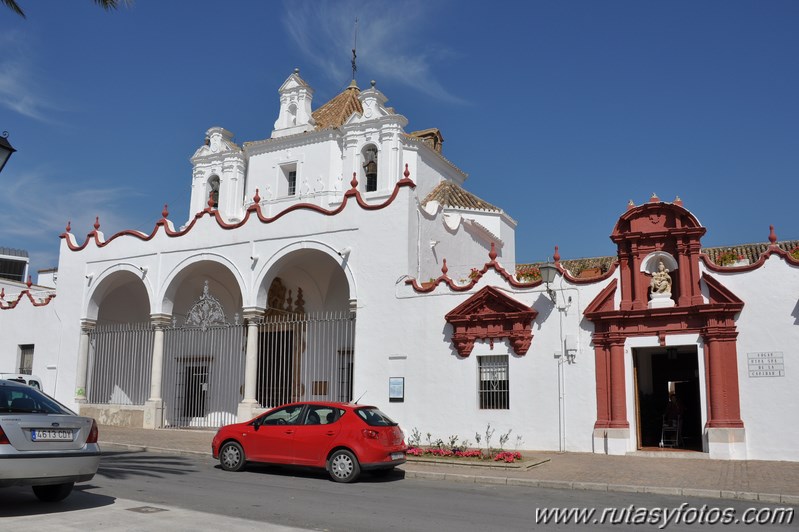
[747,352,785,378]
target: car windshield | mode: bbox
[0,385,71,414]
[355,407,397,427]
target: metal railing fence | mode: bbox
[256,311,355,408]
[87,323,154,405]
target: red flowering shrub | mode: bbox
[493,451,522,463]
[454,449,483,458]
[407,447,523,463]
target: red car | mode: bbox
[211,402,407,483]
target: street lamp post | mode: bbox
[0,131,17,174]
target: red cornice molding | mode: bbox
[0,278,56,310]
[701,243,799,273]
[61,166,417,252]
[407,242,549,292]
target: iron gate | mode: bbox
[161,324,246,428]
[256,311,356,409]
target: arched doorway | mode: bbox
[254,248,355,409]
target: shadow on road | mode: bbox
[0,485,115,517]
[98,449,199,480]
[216,462,407,484]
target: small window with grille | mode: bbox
[478,355,509,409]
[18,344,34,375]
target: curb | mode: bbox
[101,441,798,506]
[401,469,799,506]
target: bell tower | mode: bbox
[272,68,316,138]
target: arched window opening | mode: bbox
[362,145,378,192]
[288,103,297,126]
[208,176,220,209]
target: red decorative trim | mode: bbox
[701,241,799,272]
[444,286,537,357]
[0,287,56,310]
[61,168,417,252]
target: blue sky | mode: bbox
[2,0,797,275]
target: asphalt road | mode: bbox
[1,450,795,531]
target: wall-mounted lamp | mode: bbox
[139,266,148,275]
[250,254,259,263]
[429,240,439,249]
[85,273,94,284]
[539,262,559,304]
[338,246,352,259]
[0,131,17,174]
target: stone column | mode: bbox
[144,314,171,429]
[74,319,96,404]
[238,308,264,422]
[605,339,631,455]
[704,331,746,459]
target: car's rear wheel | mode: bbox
[219,441,246,472]
[328,449,360,483]
[32,482,74,502]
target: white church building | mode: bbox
[2,69,798,462]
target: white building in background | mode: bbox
[1,70,797,461]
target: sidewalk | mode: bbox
[98,425,799,506]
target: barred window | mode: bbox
[18,344,34,375]
[479,355,509,409]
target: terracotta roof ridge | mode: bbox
[422,181,500,212]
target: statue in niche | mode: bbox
[649,260,672,295]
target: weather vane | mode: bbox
[351,17,358,81]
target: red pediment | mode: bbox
[445,286,537,357]
[703,273,745,309]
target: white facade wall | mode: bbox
[2,72,798,462]
[701,256,799,461]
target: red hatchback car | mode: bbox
[211,402,407,483]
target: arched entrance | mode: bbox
[252,248,355,411]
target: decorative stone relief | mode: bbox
[185,281,227,330]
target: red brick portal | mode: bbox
[585,198,745,430]
[445,286,537,357]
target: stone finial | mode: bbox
[674,196,683,207]
[66,220,71,233]
[441,259,448,275]
[404,163,410,179]
[627,200,635,210]
[554,245,561,265]
[94,217,100,231]
[26,276,32,289]
[350,172,359,189]
[162,204,169,218]
[769,225,777,244]
[253,189,261,203]
[489,242,497,261]
[649,193,659,203]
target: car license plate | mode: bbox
[390,452,405,460]
[31,429,73,442]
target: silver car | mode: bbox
[0,379,101,502]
